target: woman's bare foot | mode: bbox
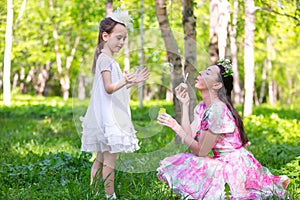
[282,178,290,189]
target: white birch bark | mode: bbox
[3,0,13,106]
[229,0,242,104]
[243,0,255,116]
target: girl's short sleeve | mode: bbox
[201,102,235,134]
[97,54,114,73]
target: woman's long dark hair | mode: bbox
[216,65,249,146]
[92,17,119,74]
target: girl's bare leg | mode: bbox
[103,151,117,195]
[90,152,104,185]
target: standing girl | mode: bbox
[80,9,149,199]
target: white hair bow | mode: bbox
[110,8,133,32]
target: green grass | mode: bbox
[0,95,299,199]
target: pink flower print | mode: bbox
[171,156,186,166]
[247,154,262,169]
[192,172,205,185]
[245,167,261,190]
[202,177,213,189]
[194,168,206,180]
[248,193,259,199]
[272,175,282,184]
[262,174,272,186]
[201,119,209,130]
[179,184,194,195]
[220,123,226,131]
[245,179,260,190]
[177,168,189,180]
[188,159,199,169]
[214,167,223,178]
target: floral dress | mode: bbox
[157,102,289,200]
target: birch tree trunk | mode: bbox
[155,0,183,125]
[105,0,113,16]
[209,0,230,64]
[182,0,197,120]
[209,0,219,64]
[50,0,80,101]
[229,0,242,104]
[267,35,275,105]
[3,0,13,106]
[14,0,27,31]
[259,59,267,104]
[217,0,230,59]
[243,0,255,116]
[138,0,145,108]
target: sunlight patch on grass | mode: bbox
[12,139,80,157]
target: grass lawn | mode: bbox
[0,95,299,199]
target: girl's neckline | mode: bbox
[101,50,115,59]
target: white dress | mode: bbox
[80,53,140,153]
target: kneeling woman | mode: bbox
[157,61,289,199]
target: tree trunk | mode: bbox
[243,0,255,117]
[229,0,242,104]
[124,38,130,73]
[138,0,145,108]
[78,75,86,100]
[209,0,219,64]
[3,0,13,106]
[182,0,197,121]
[217,0,230,59]
[12,72,19,91]
[106,0,113,16]
[287,78,292,104]
[33,62,50,96]
[259,59,267,104]
[155,0,183,126]
[14,0,27,31]
[209,0,230,64]
[50,0,80,101]
[20,67,25,93]
[273,81,277,104]
[267,35,275,106]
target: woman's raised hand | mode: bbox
[175,83,190,105]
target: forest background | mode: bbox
[1,0,300,199]
[1,0,299,111]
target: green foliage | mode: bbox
[1,0,300,104]
[0,96,299,199]
[254,0,300,104]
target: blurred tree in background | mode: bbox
[0,0,299,110]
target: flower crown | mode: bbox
[110,8,133,32]
[217,58,234,77]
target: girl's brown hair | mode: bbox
[92,18,119,74]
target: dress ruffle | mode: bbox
[80,116,140,153]
[157,149,289,200]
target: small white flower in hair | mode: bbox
[110,8,134,32]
